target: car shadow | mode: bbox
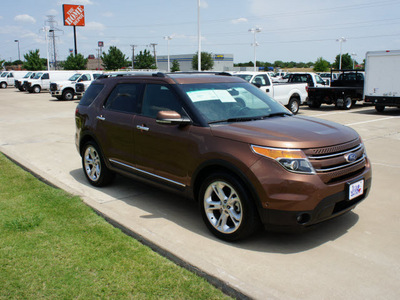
[69,168,360,254]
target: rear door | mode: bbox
[94,83,142,167]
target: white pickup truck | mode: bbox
[232,71,308,114]
[50,71,103,100]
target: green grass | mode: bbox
[0,153,231,299]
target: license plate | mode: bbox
[349,179,364,200]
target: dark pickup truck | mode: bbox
[307,70,364,110]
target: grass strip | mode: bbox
[0,153,231,299]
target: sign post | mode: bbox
[62,4,85,56]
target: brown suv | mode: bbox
[75,72,372,241]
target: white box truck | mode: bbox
[25,71,77,93]
[364,50,400,112]
[49,71,103,100]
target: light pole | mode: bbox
[249,27,262,72]
[336,37,346,70]
[351,52,357,69]
[14,40,20,61]
[164,36,172,72]
[197,0,201,71]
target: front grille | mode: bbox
[50,83,58,91]
[304,139,366,184]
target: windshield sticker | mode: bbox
[187,90,236,103]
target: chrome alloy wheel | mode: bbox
[203,181,243,234]
[84,145,101,182]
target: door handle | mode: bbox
[96,116,105,121]
[136,125,149,132]
[266,89,270,92]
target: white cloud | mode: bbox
[14,14,36,24]
[84,21,105,31]
[200,0,208,9]
[57,0,93,5]
[232,18,248,24]
[47,9,59,16]
[102,12,114,18]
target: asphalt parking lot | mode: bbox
[1,87,399,299]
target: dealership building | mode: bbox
[156,53,234,72]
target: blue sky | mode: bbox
[1,0,400,65]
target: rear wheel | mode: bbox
[33,85,41,93]
[199,172,259,241]
[308,99,321,108]
[82,141,115,187]
[375,105,385,112]
[286,98,300,114]
[343,96,353,110]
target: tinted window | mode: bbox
[42,73,49,80]
[79,84,105,106]
[104,83,141,113]
[251,75,270,86]
[141,84,183,118]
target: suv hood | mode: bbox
[210,116,359,149]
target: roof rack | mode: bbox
[168,71,232,76]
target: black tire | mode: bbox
[33,85,41,93]
[375,105,385,112]
[81,141,115,187]
[199,172,259,241]
[343,96,353,110]
[62,89,74,100]
[286,98,300,114]
[308,99,321,109]
[0,82,7,89]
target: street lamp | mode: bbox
[14,40,20,61]
[336,37,346,70]
[351,52,357,69]
[249,27,262,72]
[164,36,173,72]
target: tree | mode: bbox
[171,60,180,72]
[23,49,46,70]
[134,49,156,69]
[313,57,331,72]
[62,53,88,70]
[192,52,214,71]
[101,46,129,70]
[333,53,353,70]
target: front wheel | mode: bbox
[33,85,41,93]
[199,172,259,241]
[286,98,300,114]
[62,89,74,100]
[82,141,115,187]
[0,82,7,89]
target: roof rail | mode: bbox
[170,71,232,76]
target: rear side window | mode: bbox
[104,83,141,113]
[79,84,104,106]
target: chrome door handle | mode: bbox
[96,116,105,121]
[136,125,149,131]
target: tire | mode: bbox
[199,172,259,241]
[33,85,41,93]
[0,82,7,89]
[82,141,115,187]
[375,105,385,112]
[308,99,321,109]
[343,96,353,110]
[62,89,74,100]
[286,98,300,114]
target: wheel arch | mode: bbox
[191,159,262,211]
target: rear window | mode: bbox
[79,84,105,106]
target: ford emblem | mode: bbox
[344,153,357,162]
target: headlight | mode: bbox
[251,145,316,174]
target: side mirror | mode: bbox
[156,111,191,126]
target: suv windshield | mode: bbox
[180,82,290,123]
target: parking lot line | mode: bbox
[345,116,399,126]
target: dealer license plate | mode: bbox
[349,179,364,200]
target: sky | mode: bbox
[1,0,400,65]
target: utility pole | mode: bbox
[149,43,158,69]
[130,45,137,69]
[45,15,63,70]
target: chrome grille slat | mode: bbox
[308,144,363,160]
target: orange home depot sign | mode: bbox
[63,4,85,26]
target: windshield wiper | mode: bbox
[263,112,292,118]
[208,116,263,124]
